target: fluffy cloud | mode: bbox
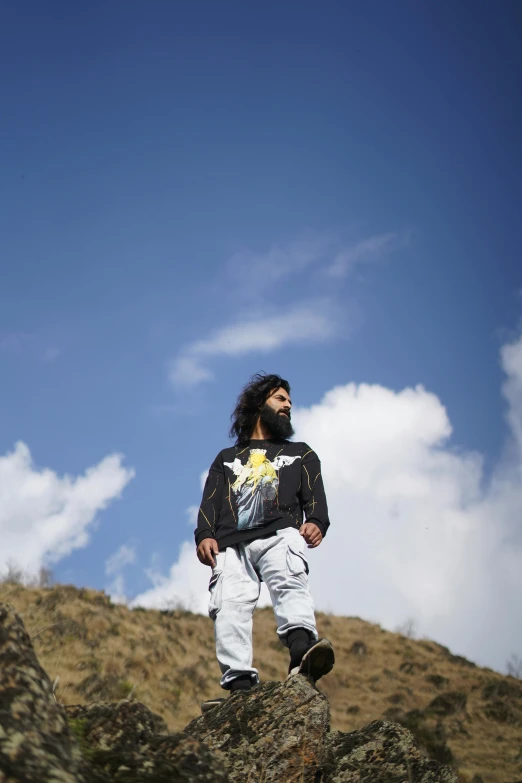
[0,443,135,579]
[134,333,522,673]
[169,301,339,387]
[130,541,210,612]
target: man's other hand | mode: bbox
[300,522,323,548]
[197,538,219,567]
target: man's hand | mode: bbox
[197,538,219,567]
[300,522,323,548]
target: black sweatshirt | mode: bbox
[194,438,330,549]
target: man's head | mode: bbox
[230,373,293,444]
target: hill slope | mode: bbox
[1,581,519,783]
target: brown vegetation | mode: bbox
[1,581,519,783]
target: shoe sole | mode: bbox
[201,698,226,714]
[296,639,335,683]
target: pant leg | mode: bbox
[209,545,261,689]
[253,528,318,645]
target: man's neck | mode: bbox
[249,420,273,440]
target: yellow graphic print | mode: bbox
[232,450,278,494]
[225,449,301,530]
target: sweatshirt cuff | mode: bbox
[195,529,216,547]
[306,519,327,537]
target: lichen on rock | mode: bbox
[0,603,85,782]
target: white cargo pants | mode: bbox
[208,526,318,689]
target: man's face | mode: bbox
[259,387,294,439]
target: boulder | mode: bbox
[65,700,229,782]
[185,677,328,782]
[324,720,457,782]
[0,603,85,782]
[186,677,458,783]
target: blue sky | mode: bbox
[1,2,521,671]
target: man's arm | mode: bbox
[194,454,225,567]
[299,448,330,548]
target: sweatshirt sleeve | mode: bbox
[194,453,225,547]
[300,447,330,537]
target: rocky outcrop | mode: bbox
[0,602,458,782]
[0,603,86,783]
[185,677,327,782]
[186,679,458,783]
[64,700,228,782]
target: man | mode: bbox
[195,372,334,710]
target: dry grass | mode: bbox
[1,581,520,783]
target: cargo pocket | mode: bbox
[286,545,309,577]
[208,570,223,620]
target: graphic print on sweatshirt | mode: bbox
[224,449,300,530]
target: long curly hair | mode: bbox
[230,372,291,445]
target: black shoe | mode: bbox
[229,675,253,692]
[287,638,335,685]
[201,697,226,714]
[201,674,253,714]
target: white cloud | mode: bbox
[133,331,522,673]
[328,232,408,278]
[290,335,522,672]
[185,505,199,527]
[168,231,405,388]
[130,541,210,613]
[501,335,522,456]
[225,233,334,293]
[106,544,136,576]
[184,472,210,527]
[169,356,214,387]
[105,544,136,605]
[0,443,135,578]
[169,301,339,388]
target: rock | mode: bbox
[324,720,457,783]
[0,603,85,782]
[0,603,228,783]
[382,707,454,766]
[186,677,457,783]
[186,677,328,782]
[0,602,458,783]
[65,700,229,782]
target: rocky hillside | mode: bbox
[0,601,457,782]
[0,582,520,782]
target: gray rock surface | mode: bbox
[186,677,328,782]
[65,700,229,782]
[324,720,458,782]
[0,603,85,783]
[186,678,458,783]
[0,602,458,782]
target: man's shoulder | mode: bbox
[290,441,320,460]
[285,440,309,451]
[281,440,317,456]
[213,445,239,462]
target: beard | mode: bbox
[259,404,294,439]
